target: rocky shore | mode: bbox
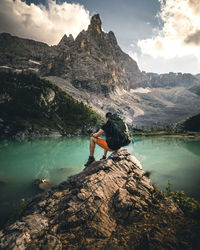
[0,149,199,249]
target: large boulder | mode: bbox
[0,149,199,249]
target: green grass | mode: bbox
[165,181,200,219]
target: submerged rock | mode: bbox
[57,167,74,173]
[34,178,51,191]
[0,149,199,249]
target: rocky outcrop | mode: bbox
[34,178,51,192]
[0,149,198,249]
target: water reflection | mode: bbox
[0,136,200,228]
[128,137,200,200]
[181,140,200,156]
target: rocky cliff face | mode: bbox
[39,14,142,95]
[0,149,199,249]
[135,72,200,89]
[0,15,142,96]
[0,32,54,73]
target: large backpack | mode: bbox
[109,114,132,148]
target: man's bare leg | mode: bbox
[104,149,108,157]
[90,136,97,157]
[84,136,97,166]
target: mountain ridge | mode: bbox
[0,14,200,128]
[175,113,200,132]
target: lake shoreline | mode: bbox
[1,132,200,142]
[133,131,200,139]
[0,136,200,229]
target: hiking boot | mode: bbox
[84,156,95,166]
[100,155,106,160]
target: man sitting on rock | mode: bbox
[84,112,121,166]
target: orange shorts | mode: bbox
[96,137,114,151]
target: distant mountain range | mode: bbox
[0,14,200,129]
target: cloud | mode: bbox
[0,0,90,45]
[185,30,200,46]
[137,0,200,70]
[188,0,200,15]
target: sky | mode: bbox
[0,0,200,74]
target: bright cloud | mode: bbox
[0,0,90,45]
[137,0,200,68]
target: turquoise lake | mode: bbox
[0,136,200,227]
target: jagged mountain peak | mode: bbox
[58,34,74,47]
[108,31,118,45]
[38,13,142,94]
[88,14,102,34]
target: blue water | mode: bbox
[0,136,200,227]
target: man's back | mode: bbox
[101,119,121,150]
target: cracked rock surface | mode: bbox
[0,149,199,249]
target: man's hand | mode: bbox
[93,133,98,138]
[91,129,104,138]
[91,133,98,138]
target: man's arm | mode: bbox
[92,129,104,138]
